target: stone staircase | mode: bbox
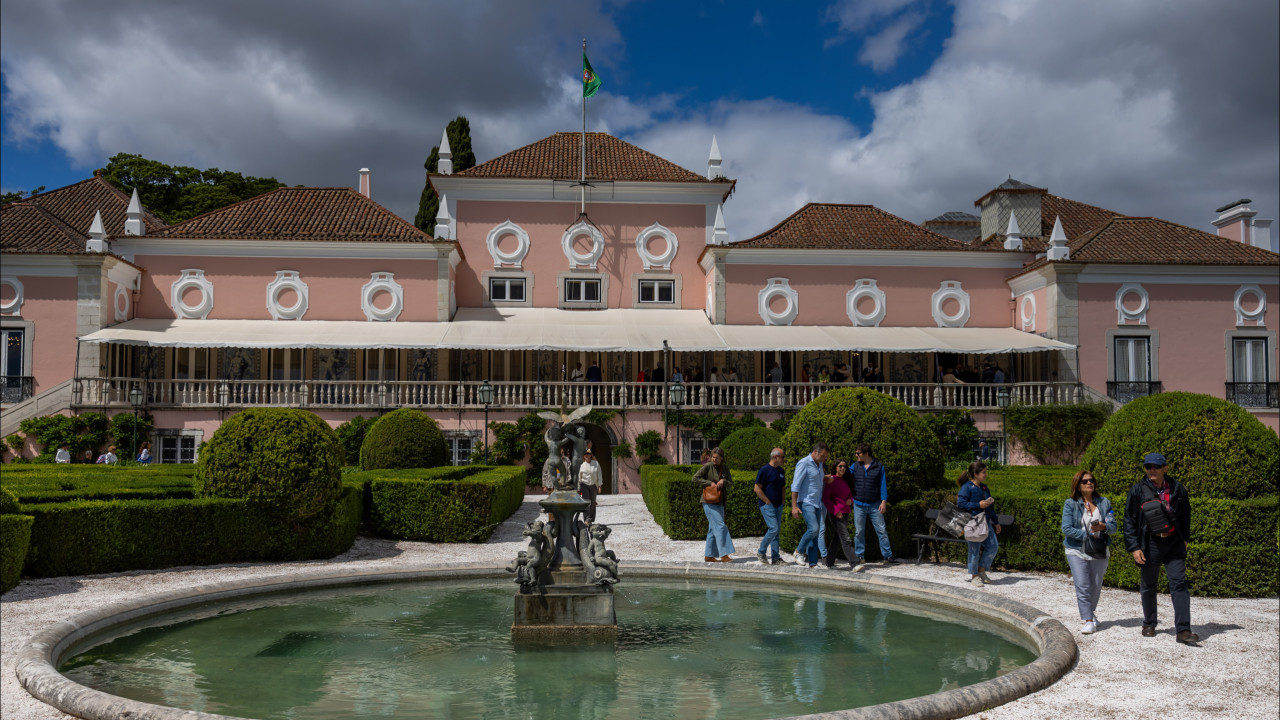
[0,379,75,437]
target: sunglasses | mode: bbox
[1080,478,1095,484]
[1143,464,1165,470]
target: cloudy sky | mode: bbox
[2,0,1277,241]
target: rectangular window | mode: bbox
[489,278,525,302]
[363,349,400,381]
[174,348,211,380]
[2,329,24,378]
[686,436,721,465]
[565,278,601,303]
[159,435,198,464]
[446,433,475,466]
[269,349,303,381]
[1230,337,1272,407]
[639,279,675,304]
[1114,336,1150,382]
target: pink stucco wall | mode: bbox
[1077,281,1280,399]
[134,256,440,321]
[6,276,77,394]
[453,201,708,309]
[724,265,1015,327]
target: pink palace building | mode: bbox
[2,132,1277,491]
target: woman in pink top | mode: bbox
[822,460,860,570]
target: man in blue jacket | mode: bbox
[1123,452,1197,645]
[791,442,829,568]
[850,443,898,570]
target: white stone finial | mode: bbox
[438,130,453,175]
[86,210,108,252]
[124,189,145,236]
[1003,211,1023,250]
[712,204,729,245]
[707,136,724,179]
[434,193,452,240]
[1046,216,1069,260]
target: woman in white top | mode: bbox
[578,451,602,524]
[1060,469,1117,635]
[55,444,71,463]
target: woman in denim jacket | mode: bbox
[956,461,1000,587]
[1061,469,1116,635]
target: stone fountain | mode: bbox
[506,405,619,638]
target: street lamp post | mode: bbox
[478,380,494,465]
[128,385,144,463]
[669,380,686,464]
[996,386,1011,465]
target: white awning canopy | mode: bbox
[80,314,1074,354]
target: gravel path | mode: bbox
[3,494,1277,719]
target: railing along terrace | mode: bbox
[1,376,34,404]
[75,378,1081,412]
[1106,381,1164,404]
[1225,382,1279,409]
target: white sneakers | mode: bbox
[1081,620,1098,634]
[970,575,985,587]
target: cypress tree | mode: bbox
[415,116,476,233]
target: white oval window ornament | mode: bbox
[846,279,886,327]
[170,269,214,319]
[758,278,799,326]
[1234,284,1266,326]
[362,272,404,322]
[1,277,25,314]
[931,281,970,328]
[561,220,605,269]
[114,286,130,322]
[1020,294,1036,332]
[486,220,530,269]
[636,223,678,270]
[1115,283,1149,325]
[266,270,310,321]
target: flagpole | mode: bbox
[581,38,587,215]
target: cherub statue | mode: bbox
[562,423,590,487]
[506,520,551,586]
[579,523,619,586]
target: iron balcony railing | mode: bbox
[74,377,1082,412]
[1106,381,1163,404]
[1225,382,1279,409]
[1,376,34,404]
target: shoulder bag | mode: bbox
[699,466,724,504]
[1138,484,1174,535]
[963,512,990,542]
[935,501,968,538]
[1082,531,1109,558]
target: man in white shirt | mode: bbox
[570,363,585,382]
[55,443,71,463]
[578,450,602,523]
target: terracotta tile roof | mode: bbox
[457,132,720,184]
[729,203,1003,251]
[0,201,91,254]
[150,187,435,242]
[7,176,167,239]
[1011,216,1280,278]
[976,193,1123,251]
[926,211,979,223]
[974,177,1046,206]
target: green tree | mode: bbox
[97,153,284,224]
[0,186,45,204]
[414,116,476,233]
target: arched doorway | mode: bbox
[582,423,614,494]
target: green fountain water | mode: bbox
[60,579,1035,720]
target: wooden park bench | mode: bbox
[912,508,1016,564]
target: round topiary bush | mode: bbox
[359,408,448,471]
[1080,392,1279,499]
[196,408,342,523]
[0,486,20,514]
[720,426,782,471]
[780,387,946,502]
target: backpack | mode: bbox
[1138,482,1174,535]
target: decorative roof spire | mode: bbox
[707,136,724,180]
[86,210,108,252]
[434,193,452,240]
[1046,215,1069,260]
[1003,212,1023,251]
[712,203,729,245]
[124,188,145,236]
[438,129,453,175]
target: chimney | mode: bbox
[124,188,146,236]
[358,168,371,198]
[86,210,108,252]
[438,130,453,175]
[1213,199,1275,253]
[707,136,724,180]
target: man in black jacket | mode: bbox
[1123,452,1198,645]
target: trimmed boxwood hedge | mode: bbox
[640,465,767,540]
[720,427,782,471]
[18,485,362,578]
[351,465,526,543]
[0,465,198,504]
[359,408,448,471]
[1,513,33,593]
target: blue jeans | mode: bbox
[795,503,827,564]
[757,503,783,559]
[852,503,894,559]
[703,502,735,557]
[967,530,998,575]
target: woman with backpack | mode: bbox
[1061,469,1116,635]
[956,461,1000,587]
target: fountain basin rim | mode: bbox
[15,562,1077,720]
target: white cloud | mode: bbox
[858,12,925,73]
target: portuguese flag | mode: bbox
[583,51,601,98]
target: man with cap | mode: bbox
[1123,452,1197,644]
